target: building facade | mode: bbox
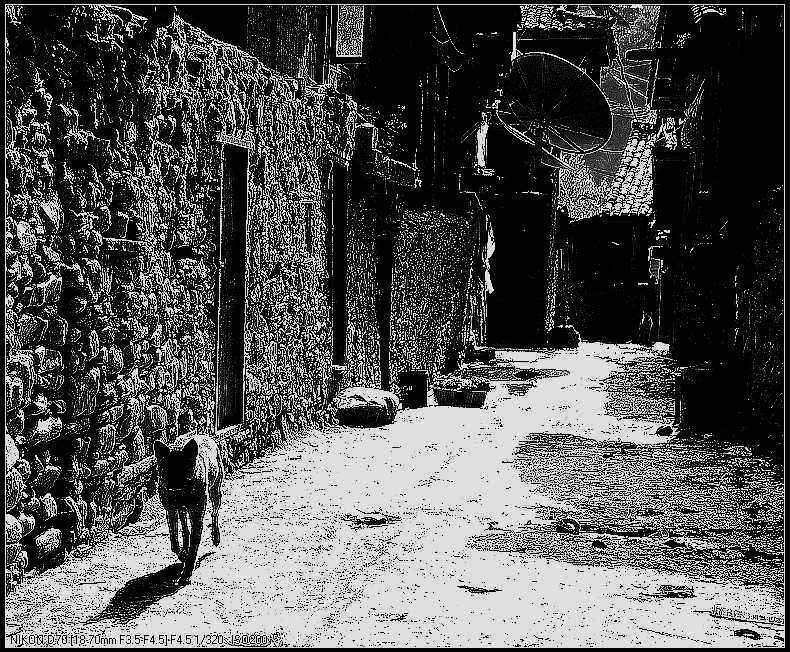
[486,5,616,347]
[4,3,494,588]
[568,120,656,342]
[644,5,783,434]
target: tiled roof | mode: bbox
[519,5,613,36]
[601,120,657,218]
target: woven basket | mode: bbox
[461,389,488,408]
[433,387,488,408]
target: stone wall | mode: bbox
[5,4,356,590]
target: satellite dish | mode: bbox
[493,118,569,169]
[497,52,613,156]
[460,112,569,171]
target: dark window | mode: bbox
[246,6,329,83]
[327,164,348,366]
[304,203,314,253]
[331,5,366,62]
[375,236,393,389]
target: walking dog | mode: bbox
[154,434,224,585]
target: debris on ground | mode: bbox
[664,539,686,548]
[334,387,401,427]
[377,612,408,622]
[637,626,711,645]
[733,628,761,640]
[589,526,657,538]
[657,584,695,598]
[458,584,501,594]
[556,517,581,534]
[655,425,673,436]
[343,511,401,529]
[591,539,607,550]
[736,545,784,562]
[744,501,767,517]
[710,604,785,628]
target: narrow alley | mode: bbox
[5,4,784,648]
[6,344,783,648]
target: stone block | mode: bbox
[7,410,26,440]
[44,316,68,347]
[6,544,23,568]
[6,514,24,544]
[6,469,24,511]
[18,512,36,537]
[106,345,125,376]
[30,274,62,306]
[39,199,63,234]
[69,368,101,418]
[6,433,21,472]
[6,377,25,414]
[34,346,64,375]
[62,417,91,440]
[30,462,63,493]
[31,528,64,562]
[17,313,48,347]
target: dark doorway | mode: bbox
[487,195,551,348]
[328,164,348,366]
[375,235,394,390]
[216,145,247,430]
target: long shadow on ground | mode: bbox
[88,552,215,624]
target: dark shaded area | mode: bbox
[569,216,651,342]
[88,553,215,624]
[136,6,248,48]
[475,432,785,594]
[601,354,677,422]
[459,364,570,383]
[487,193,552,348]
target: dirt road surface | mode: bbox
[5,343,784,647]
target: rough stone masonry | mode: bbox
[4,3,357,590]
[5,3,486,593]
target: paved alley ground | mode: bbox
[5,343,784,647]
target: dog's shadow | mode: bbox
[88,552,216,625]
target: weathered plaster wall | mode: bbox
[5,4,356,590]
[344,192,382,390]
[390,207,478,386]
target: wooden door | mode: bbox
[216,145,248,430]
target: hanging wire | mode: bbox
[623,70,650,85]
[618,58,636,117]
[430,6,466,73]
[607,66,648,102]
